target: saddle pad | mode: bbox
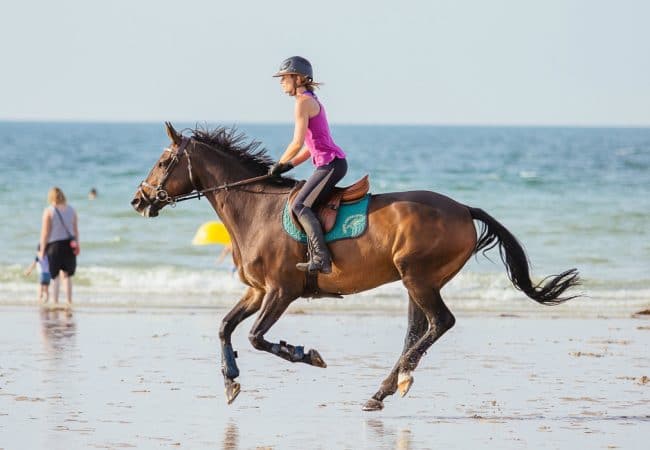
[282,194,371,243]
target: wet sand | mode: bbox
[1,305,649,449]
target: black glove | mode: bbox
[268,161,294,176]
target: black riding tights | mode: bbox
[291,158,348,219]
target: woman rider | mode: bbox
[268,56,347,274]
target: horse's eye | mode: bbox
[158,156,171,168]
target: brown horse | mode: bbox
[131,123,579,411]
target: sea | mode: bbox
[1,122,649,315]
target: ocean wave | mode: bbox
[1,264,648,316]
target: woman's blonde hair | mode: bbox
[48,187,66,205]
[298,75,323,92]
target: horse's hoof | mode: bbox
[225,382,241,405]
[397,372,413,397]
[362,398,384,411]
[308,349,327,368]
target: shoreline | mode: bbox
[0,297,648,320]
[3,264,649,320]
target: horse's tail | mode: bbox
[468,207,580,305]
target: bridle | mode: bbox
[137,137,195,207]
[137,137,286,208]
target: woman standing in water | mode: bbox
[269,56,348,274]
[39,187,79,305]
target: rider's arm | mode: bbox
[289,147,311,166]
[278,97,310,163]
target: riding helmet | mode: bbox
[273,56,313,81]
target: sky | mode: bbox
[1,0,649,126]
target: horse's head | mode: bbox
[131,122,196,217]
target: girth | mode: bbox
[288,175,370,233]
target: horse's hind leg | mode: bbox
[219,287,264,404]
[364,282,455,411]
[398,285,455,394]
[248,289,328,368]
[363,297,428,411]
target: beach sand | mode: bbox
[1,305,649,449]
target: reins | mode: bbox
[139,137,294,207]
[171,173,281,203]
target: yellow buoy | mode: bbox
[192,221,231,245]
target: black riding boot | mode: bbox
[296,210,332,274]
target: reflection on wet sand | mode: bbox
[396,428,413,450]
[2,310,646,449]
[222,421,239,450]
[39,306,76,353]
[365,418,412,449]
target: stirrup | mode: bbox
[296,261,331,274]
[296,256,331,274]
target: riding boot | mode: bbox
[296,210,332,274]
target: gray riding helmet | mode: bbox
[272,56,313,80]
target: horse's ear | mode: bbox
[164,122,182,146]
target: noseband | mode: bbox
[138,137,196,207]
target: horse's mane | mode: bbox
[190,125,296,187]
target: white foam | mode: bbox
[1,264,648,316]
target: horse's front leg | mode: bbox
[219,287,264,404]
[248,289,327,368]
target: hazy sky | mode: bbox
[2,0,649,125]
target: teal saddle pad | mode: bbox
[282,194,371,243]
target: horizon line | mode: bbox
[1,118,649,129]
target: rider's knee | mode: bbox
[291,201,305,217]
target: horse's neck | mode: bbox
[192,154,285,257]
[209,187,285,267]
[194,152,253,188]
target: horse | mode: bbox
[131,122,580,411]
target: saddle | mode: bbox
[288,175,370,233]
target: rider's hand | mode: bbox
[268,161,294,176]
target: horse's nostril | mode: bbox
[131,198,141,208]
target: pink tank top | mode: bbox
[303,91,346,167]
